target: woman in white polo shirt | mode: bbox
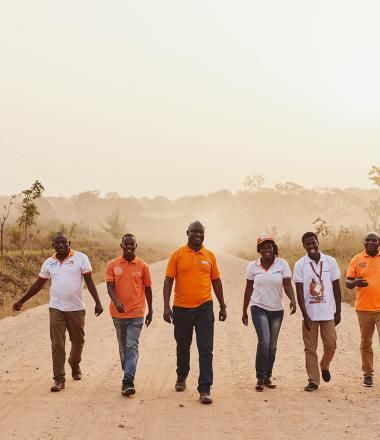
[242,236,297,391]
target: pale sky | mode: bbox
[0,0,379,198]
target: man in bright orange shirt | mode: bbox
[346,232,380,387]
[163,220,227,404]
[106,233,153,396]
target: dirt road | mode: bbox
[1,254,380,440]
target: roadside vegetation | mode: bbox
[1,166,379,317]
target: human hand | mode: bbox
[219,305,227,322]
[242,311,248,326]
[163,306,173,324]
[114,302,125,314]
[145,310,153,327]
[356,278,368,288]
[334,312,341,326]
[303,314,312,331]
[95,303,104,316]
[289,299,297,315]
[12,301,23,312]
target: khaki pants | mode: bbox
[302,320,337,386]
[356,311,380,376]
[49,308,85,380]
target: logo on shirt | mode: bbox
[114,266,123,276]
[358,261,367,269]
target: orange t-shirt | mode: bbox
[106,256,152,318]
[165,245,220,308]
[346,251,380,311]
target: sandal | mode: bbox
[264,378,276,389]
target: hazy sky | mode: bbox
[1,0,379,198]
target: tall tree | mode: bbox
[0,194,16,257]
[17,180,45,250]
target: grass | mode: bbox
[0,242,171,319]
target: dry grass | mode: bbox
[0,241,171,319]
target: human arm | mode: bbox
[242,279,253,326]
[144,286,153,327]
[332,279,342,326]
[283,278,297,315]
[83,272,103,316]
[12,277,48,311]
[106,280,125,314]
[345,277,368,289]
[211,278,227,321]
[295,282,312,330]
[163,276,174,323]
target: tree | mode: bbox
[367,166,380,230]
[17,180,45,249]
[101,209,126,239]
[0,194,16,257]
[312,217,330,239]
[369,165,380,187]
[243,175,265,192]
[274,181,304,195]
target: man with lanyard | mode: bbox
[346,232,380,387]
[12,232,103,392]
[294,232,342,391]
[163,220,227,404]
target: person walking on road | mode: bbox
[294,232,342,392]
[242,236,297,391]
[346,232,380,387]
[106,233,153,396]
[163,220,227,404]
[12,232,103,392]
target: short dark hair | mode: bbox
[257,241,279,256]
[301,232,318,244]
[121,233,136,241]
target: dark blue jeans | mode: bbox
[173,300,214,393]
[251,305,284,380]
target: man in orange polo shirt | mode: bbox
[346,232,380,387]
[106,233,153,396]
[163,220,227,404]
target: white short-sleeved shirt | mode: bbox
[293,253,340,321]
[246,257,292,311]
[39,250,92,312]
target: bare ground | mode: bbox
[1,254,380,440]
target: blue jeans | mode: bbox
[112,317,144,383]
[251,305,284,380]
[173,301,214,393]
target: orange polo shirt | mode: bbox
[346,251,380,311]
[166,245,220,308]
[106,256,152,318]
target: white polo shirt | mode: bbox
[293,252,340,321]
[39,250,92,312]
[246,257,292,311]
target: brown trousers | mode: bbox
[49,308,85,380]
[356,311,380,376]
[302,320,337,386]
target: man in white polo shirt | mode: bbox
[12,232,103,392]
[294,232,341,392]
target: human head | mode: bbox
[301,231,319,257]
[52,232,70,257]
[256,235,278,256]
[363,232,380,256]
[187,220,205,250]
[120,233,137,259]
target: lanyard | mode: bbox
[309,261,323,284]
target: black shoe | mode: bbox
[264,378,276,389]
[175,375,187,392]
[363,375,373,387]
[321,369,331,382]
[304,382,318,392]
[199,392,213,404]
[121,380,135,396]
